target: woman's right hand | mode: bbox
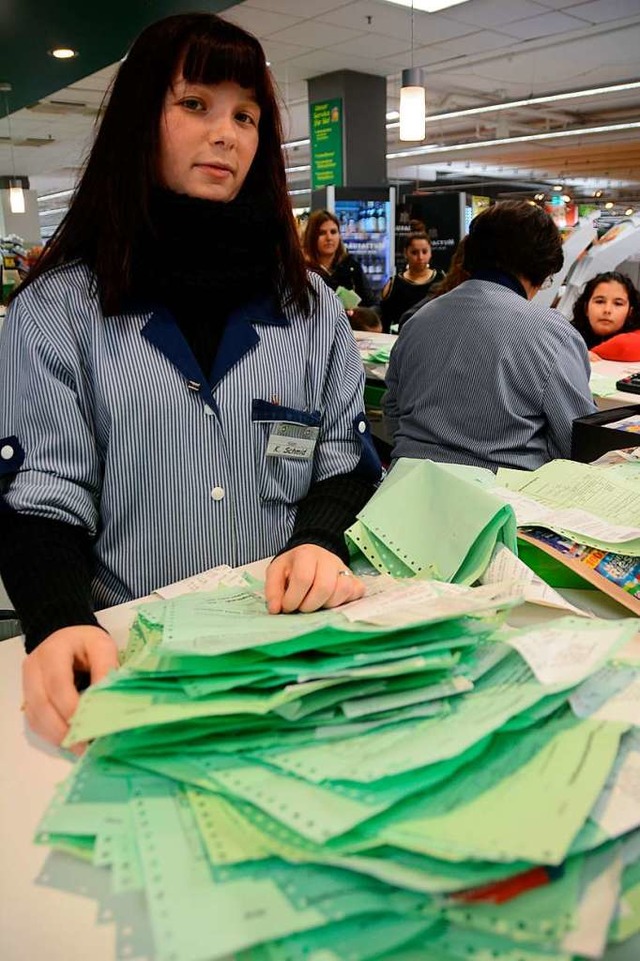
[22,625,119,752]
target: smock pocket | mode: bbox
[251,400,321,504]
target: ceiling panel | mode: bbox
[330,34,411,58]
[441,0,551,27]
[567,0,640,23]
[439,28,521,55]
[222,6,304,34]
[498,10,594,38]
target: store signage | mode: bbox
[310,98,344,191]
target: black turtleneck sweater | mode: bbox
[0,191,377,651]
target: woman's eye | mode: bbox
[180,98,205,111]
[237,111,257,126]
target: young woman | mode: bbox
[303,210,374,306]
[571,271,640,360]
[396,236,470,330]
[380,232,445,331]
[0,14,380,748]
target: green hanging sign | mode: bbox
[310,98,344,191]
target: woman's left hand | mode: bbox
[265,544,364,614]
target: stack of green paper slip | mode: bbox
[345,459,517,582]
[35,576,640,961]
[495,459,640,556]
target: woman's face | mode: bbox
[406,240,431,271]
[158,77,260,202]
[317,220,341,259]
[586,281,631,338]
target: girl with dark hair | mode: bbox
[380,232,445,332]
[0,13,380,749]
[571,272,640,360]
[303,210,374,306]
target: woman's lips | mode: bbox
[195,163,233,179]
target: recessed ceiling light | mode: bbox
[552,185,563,192]
[561,194,572,203]
[605,201,614,209]
[625,208,634,216]
[534,193,545,201]
[50,48,78,60]
[594,189,603,198]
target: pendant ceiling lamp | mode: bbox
[399,2,426,141]
[0,82,25,214]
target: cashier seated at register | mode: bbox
[571,271,640,361]
[383,200,597,472]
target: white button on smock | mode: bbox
[211,486,225,501]
[0,444,14,460]
[357,421,366,434]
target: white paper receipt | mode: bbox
[505,618,636,686]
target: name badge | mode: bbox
[266,422,319,460]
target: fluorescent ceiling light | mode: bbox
[288,188,310,196]
[38,205,69,217]
[37,188,75,202]
[379,0,470,11]
[282,138,310,150]
[387,120,640,161]
[386,80,640,131]
[285,164,311,174]
[386,110,400,121]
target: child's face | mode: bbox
[586,281,631,338]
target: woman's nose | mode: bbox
[208,116,236,146]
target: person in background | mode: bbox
[346,306,383,333]
[303,210,374,306]
[571,271,640,361]
[0,13,381,749]
[383,201,596,472]
[380,232,445,332]
[397,236,470,329]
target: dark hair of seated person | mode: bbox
[346,306,383,332]
[571,271,640,349]
[463,200,563,287]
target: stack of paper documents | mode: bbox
[346,459,517,583]
[496,460,640,557]
[35,571,640,961]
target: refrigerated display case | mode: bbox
[317,186,396,299]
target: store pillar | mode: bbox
[307,71,387,209]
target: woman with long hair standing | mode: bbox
[0,14,380,748]
[303,210,375,306]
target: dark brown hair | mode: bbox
[303,210,347,271]
[571,271,640,348]
[17,14,309,313]
[464,200,563,288]
[404,231,431,251]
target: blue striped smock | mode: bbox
[383,278,597,471]
[0,263,377,608]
